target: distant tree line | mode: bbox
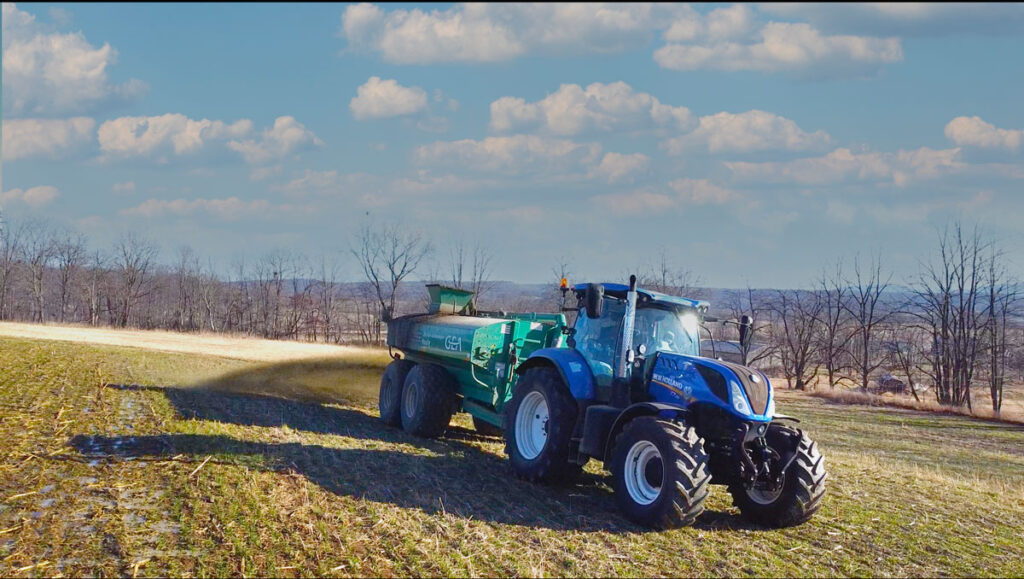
[716,223,1022,415]
[0,214,1020,414]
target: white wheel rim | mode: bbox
[624,440,663,506]
[747,477,784,505]
[515,391,549,460]
[403,379,418,420]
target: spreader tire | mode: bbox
[504,366,581,484]
[728,428,827,528]
[610,417,711,529]
[400,363,458,438]
[379,359,415,427]
[472,416,504,437]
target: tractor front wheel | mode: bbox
[728,427,827,528]
[610,417,711,529]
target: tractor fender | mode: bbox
[516,348,595,401]
[603,402,689,463]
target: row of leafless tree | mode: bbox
[1,215,1020,412]
[726,224,1021,414]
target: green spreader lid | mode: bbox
[426,284,475,315]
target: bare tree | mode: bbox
[446,238,495,305]
[21,219,57,322]
[813,259,854,388]
[912,222,989,408]
[112,233,159,327]
[54,229,87,323]
[844,253,893,391]
[982,244,1019,414]
[768,289,824,390]
[637,248,703,298]
[0,216,25,320]
[351,222,432,344]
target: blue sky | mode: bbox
[3,2,1024,288]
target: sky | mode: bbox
[2,2,1024,289]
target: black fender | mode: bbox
[603,402,689,464]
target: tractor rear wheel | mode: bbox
[379,359,415,427]
[504,366,581,484]
[728,426,827,528]
[400,363,458,438]
[610,417,711,529]
[472,416,503,437]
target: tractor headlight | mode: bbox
[730,380,752,415]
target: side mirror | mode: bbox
[738,314,753,348]
[584,283,604,319]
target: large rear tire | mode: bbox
[728,427,827,528]
[379,359,415,427]
[400,363,458,438]
[504,366,581,484]
[610,417,711,529]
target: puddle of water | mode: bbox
[40,499,56,508]
[39,484,55,494]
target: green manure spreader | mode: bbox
[380,279,826,529]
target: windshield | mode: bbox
[633,306,700,357]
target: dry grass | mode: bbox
[1,333,1022,577]
[806,387,1024,426]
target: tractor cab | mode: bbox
[571,283,707,389]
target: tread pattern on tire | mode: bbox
[401,363,458,438]
[504,366,581,484]
[728,429,827,528]
[611,417,711,529]
[379,359,415,427]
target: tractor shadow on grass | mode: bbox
[89,381,763,533]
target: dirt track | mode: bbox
[0,321,376,362]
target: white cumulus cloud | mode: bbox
[725,147,964,186]
[945,116,1023,151]
[120,197,275,221]
[350,76,429,120]
[655,21,902,78]
[98,114,253,158]
[414,135,602,175]
[2,117,94,160]
[490,81,693,135]
[663,110,831,154]
[669,178,738,204]
[341,3,679,64]
[1,185,60,207]
[590,152,650,183]
[2,2,146,115]
[227,116,323,165]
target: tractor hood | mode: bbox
[647,352,774,422]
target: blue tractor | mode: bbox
[504,276,827,528]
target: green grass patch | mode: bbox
[0,336,1022,577]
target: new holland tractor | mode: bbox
[378,278,826,529]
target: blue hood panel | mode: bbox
[648,353,773,422]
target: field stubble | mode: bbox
[0,329,1022,577]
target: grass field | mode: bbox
[1,333,1023,577]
